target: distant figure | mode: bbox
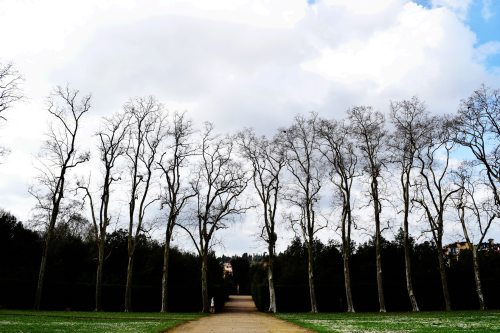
[210,297,215,314]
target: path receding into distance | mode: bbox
[169,295,312,332]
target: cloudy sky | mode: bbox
[1,0,499,256]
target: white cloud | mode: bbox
[302,2,482,100]
[430,0,473,20]
[323,0,406,15]
[482,0,495,20]
[157,0,308,28]
[0,0,141,57]
[475,41,500,62]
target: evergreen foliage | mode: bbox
[250,232,500,312]
[0,211,228,311]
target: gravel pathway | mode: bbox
[169,295,312,332]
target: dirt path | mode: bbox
[169,295,312,332]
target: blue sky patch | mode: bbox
[467,0,500,71]
[413,0,500,71]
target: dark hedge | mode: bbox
[252,281,500,313]
[0,211,229,312]
[250,233,500,312]
[0,280,230,312]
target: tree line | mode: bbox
[0,68,498,313]
[239,86,499,313]
[0,210,224,310]
[248,233,500,312]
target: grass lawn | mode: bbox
[0,310,207,332]
[274,310,500,332]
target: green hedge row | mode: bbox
[0,280,230,312]
[252,280,500,312]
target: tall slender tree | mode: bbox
[236,128,286,313]
[412,117,460,311]
[156,111,197,313]
[452,162,497,310]
[451,85,500,310]
[76,111,129,311]
[179,123,251,313]
[30,85,91,310]
[318,118,358,313]
[123,96,167,312]
[348,106,388,312]
[279,112,326,313]
[388,96,431,312]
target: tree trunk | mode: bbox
[402,171,419,312]
[436,244,452,311]
[307,245,318,313]
[33,236,51,310]
[267,245,277,313]
[33,251,48,310]
[403,222,419,311]
[375,222,386,312]
[201,255,210,313]
[472,247,486,310]
[342,247,355,313]
[372,178,386,313]
[95,243,104,312]
[341,204,354,313]
[124,254,134,312]
[160,237,171,313]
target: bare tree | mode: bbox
[29,85,91,310]
[388,96,431,312]
[453,85,500,213]
[76,111,129,311]
[317,118,358,313]
[452,162,498,310]
[0,128,9,160]
[156,111,197,313]
[179,123,251,313]
[0,60,26,161]
[412,118,460,311]
[236,128,286,313]
[123,96,167,312]
[348,106,388,312]
[278,112,325,313]
[0,60,25,120]
[450,85,500,310]
[29,198,89,238]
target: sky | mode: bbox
[0,0,499,257]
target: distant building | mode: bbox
[478,239,500,253]
[443,242,469,260]
[443,239,500,261]
[222,263,232,278]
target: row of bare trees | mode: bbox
[17,84,499,314]
[27,87,252,313]
[238,86,499,314]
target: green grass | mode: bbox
[274,310,500,332]
[0,310,207,332]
